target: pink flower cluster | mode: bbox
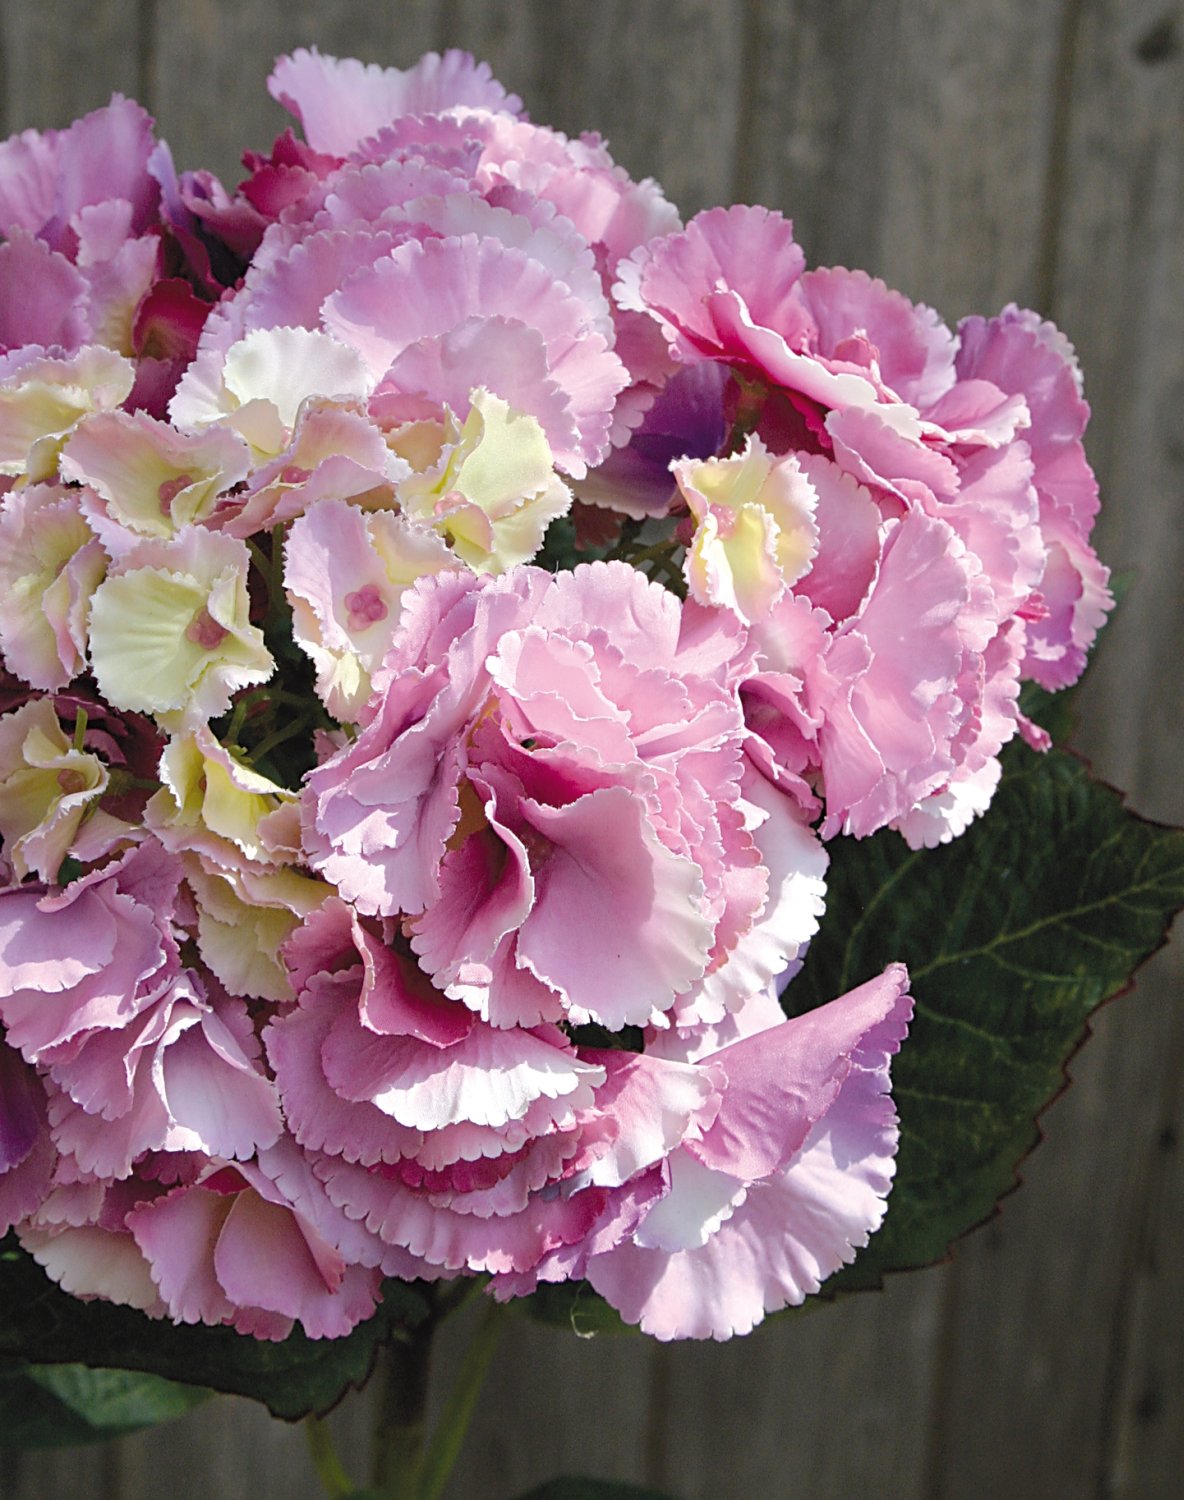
[0,48,1108,1342]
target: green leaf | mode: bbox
[520,744,1184,1331]
[0,1247,431,1422]
[517,1281,638,1337]
[0,1358,209,1447]
[786,743,1184,1291]
[511,1480,680,1500]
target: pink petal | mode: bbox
[515,786,714,1028]
[128,1183,236,1326]
[691,963,911,1180]
[269,48,523,156]
[0,230,89,350]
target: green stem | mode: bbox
[418,1301,505,1500]
[244,713,314,767]
[246,538,274,608]
[371,1323,434,1499]
[724,371,767,453]
[366,1295,507,1500]
[304,1413,355,1498]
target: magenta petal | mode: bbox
[128,1185,235,1327]
[355,922,472,1047]
[133,1166,370,1339]
[0,1042,54,1233]
[212,1190,335,1315]
[265,979,424,1166]
[317,1152,608,1275]
[0,1038,44,1171]
[160,1007,283,1161]
[0,230,89,350]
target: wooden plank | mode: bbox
[1105,948,1184,1497]
[651,1273,944,1499]
[147,0,442,184]
[114,1396,321,1500]
[440,1304,662,1498]
[2,1443,118,1500]
[0,0,144,134]
[923,0,1184,1493]
[738,0,1063,311]
[1051,3,1184,1496]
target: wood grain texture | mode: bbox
[0,0,143,134]
[147,0,442,181]
[921,1,1184,1494]
[1,1,1182,1495]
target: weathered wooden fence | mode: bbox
[1,2,1181,1496]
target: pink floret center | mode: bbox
[186,607,230,650]
[344,585,389,630]
[157,474,194,513]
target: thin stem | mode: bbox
[243,713,313,767]
[305,1413,355,1498]
[724,371,767,453]
[246,538,274,608]
[371,1320,434,1499]
[418,1301,505,1500]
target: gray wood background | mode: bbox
[1,2,1181,1496]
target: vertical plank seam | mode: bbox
[1092,958,1184,1498]
[918,1261,962,1500]
[435,0,460,56]
[1033,0,1088,315]
[0,3,10,137]
[136,0,157,115]
[641,1343,672,1492]
[729,0,766,204]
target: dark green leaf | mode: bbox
[785,743,1184,1291]
[0,1247,430,1421]
[0,1357,209,1447]
[511,1480,680,1500]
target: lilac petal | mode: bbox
[316,1152,608,1274]
[127,1184,236,1326]
[691,963,911,1180]
[269,48,522,156]
[576,1050,719,1188]
[0,1038,44,1171]
[0,230,89,350]
[161,1006,284,1161]
[320,1013,603,1131]
[0,884,171,1059]
[588,982,910,1338]
[515,787,713,1028]
[265,979,424,1166]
